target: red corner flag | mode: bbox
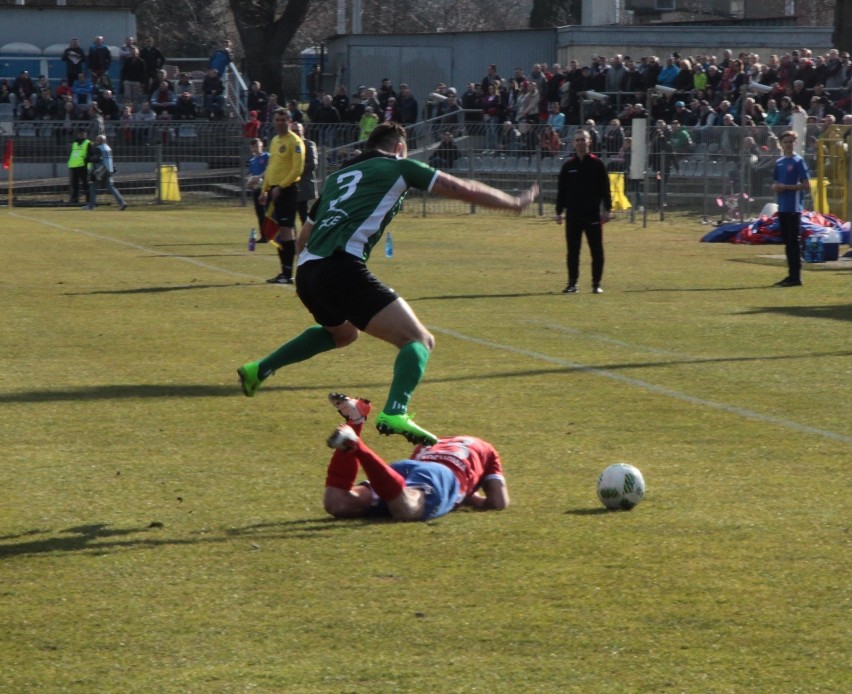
[2,140,12,170]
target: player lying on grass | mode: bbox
[238,122,539,446]
[323,392,509,522]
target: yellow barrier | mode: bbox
[158,165,181,202]
[815,125,847,217]
[608,172,632,211]
[809,177,829,215]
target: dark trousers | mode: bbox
[252,188,265,229]
[69,166,89,203]
[565,215,605,286]
[778,211,802,281]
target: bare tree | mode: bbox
[132,0,231,55]
[227,0,312,94]
[330,0,529,34]
[135,0,532,95]
[529,0,578,28]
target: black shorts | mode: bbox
[270,183,299,228]
[296,252,398,330]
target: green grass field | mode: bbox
[1,205,849,693]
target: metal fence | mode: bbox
[378,119,851,222]
[324,119,850,221]
[3,115,849,221]
[1,119,246,207]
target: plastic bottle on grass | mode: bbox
[248,227,257,252]
[385,232,394,258]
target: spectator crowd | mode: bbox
[4,40,852,165]
[264,47,852,168]
[0,35,234,143]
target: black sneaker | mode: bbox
[592,285,604,294]
[774,277,802,287]
[266,274,294,284]
[562,284,578,294]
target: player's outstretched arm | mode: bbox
[431,172,538,213]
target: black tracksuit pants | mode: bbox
[565,214,604,287]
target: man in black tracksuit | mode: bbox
[554,128,612,293]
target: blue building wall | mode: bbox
[0,5,136,85]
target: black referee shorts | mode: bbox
[269,183,299,228]
[296,252,399,330]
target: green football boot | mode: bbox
[237,361,262,397]
[375,412,438,446]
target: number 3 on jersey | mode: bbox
[328,170,363,211]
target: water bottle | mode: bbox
[803,235,822,263]
[803,236,813,263]
[385,232,394,258]
[248,227,257,252]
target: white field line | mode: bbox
[8,211,277,282]
[11,212,849,444]
[524,320,687,357]
[430,326,852,445]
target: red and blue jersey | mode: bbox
[412,436,504,500]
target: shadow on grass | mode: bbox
[564,508,612,516]
[63,283,250,296]
[147,242,239,247]
[0,384,242,402]
[622,284,771,293]
[0,519,353,559]
[1,382,396,403]
[726,256,852,271]
[0,529,52,541]
[739,303,852,322]
[2,349,850,404]
[142,254,250,259]
[410,291,558,301]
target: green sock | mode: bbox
[383,341,430,415]
[258,326,336,379]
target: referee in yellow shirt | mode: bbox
[260,108,305,284]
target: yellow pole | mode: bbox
[5,139,12,209]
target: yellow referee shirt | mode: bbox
[262,130,305,192]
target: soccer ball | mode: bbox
[597,463,646,511]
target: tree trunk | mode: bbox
[228,0,312,95]
[835,0,852,56]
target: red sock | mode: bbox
[352,440,406,501]
[325,452,358,490]
[323,422,365,490]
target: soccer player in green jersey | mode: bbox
[238,122,538,445]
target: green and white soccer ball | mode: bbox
[597,463,645,511]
